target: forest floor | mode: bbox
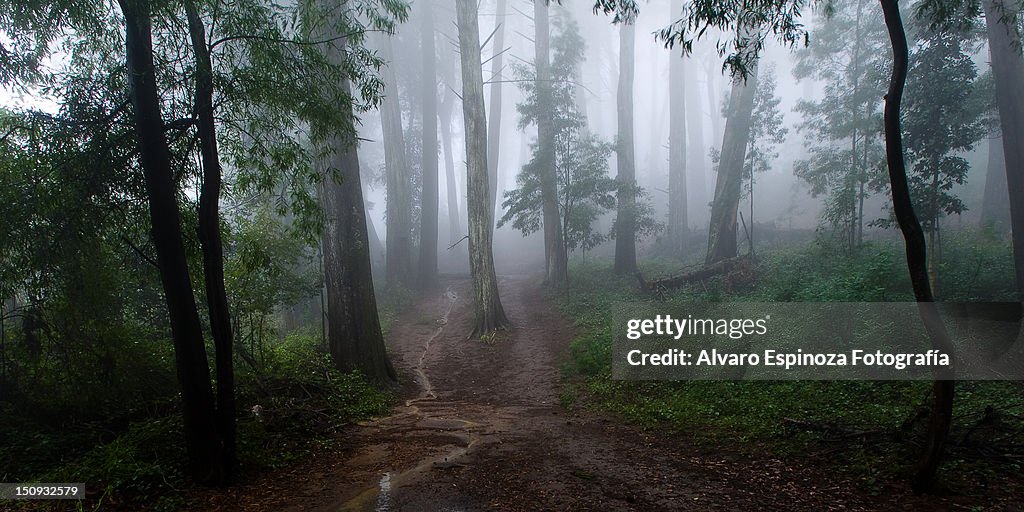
[190,274,1007,512]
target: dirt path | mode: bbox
[195,275,1001,511]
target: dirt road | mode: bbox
[195,275,993,511]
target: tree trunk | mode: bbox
[487,0,508,223]
[457,0,510,336]
[983,0,1024,298]
[981,135,1010,230]
[879,0,955,493]
[667,0,687,257]
[707,47,758,265]
[614,21,638,274]
[534,0,568,285]
[184,0,235,484]
[686,60,707,229]
[379,33,413,288]
[118,0,221,485]
[440,93,462,243]
[418,4,439,289]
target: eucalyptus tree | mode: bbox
[741,65,787,255]
[793,0,889,251]
[614,17,639,274]
[487,0,509,220]
[665,0,688,257]
[456,0,509,336]
[417,1,439,289]
[378,31,414,288]
[533,0,569,285]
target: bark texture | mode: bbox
[457,0,510,336]
[879,0,955,493]
[614,21,638,274]
[119,0,221,484]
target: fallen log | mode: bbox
[637,256,752,294]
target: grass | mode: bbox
[557,231,1024,494]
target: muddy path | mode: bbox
[194,275,997,511]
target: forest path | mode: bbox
[194,275,954,511]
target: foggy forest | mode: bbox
[2,0,1024,510]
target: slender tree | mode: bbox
[879,0,955,492]
[418,4,439,288]
[487,0,508,221]
[457,0,510,336]
[534,0,568,285]
[440,92,463,243]
[184,0,236,483]
[118,0,223,484]
[379,33,414,288]
[981,0,1024,298]
[614,19,638,274]
[706,31,759,265]
[666,0,688,257]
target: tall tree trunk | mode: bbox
[686,62,707,227]
[457,0,510,336]
[440,93,462,243]
[118,0,221,485]
[707,48,758,265]
[379,34,413,288]
[184,0,235,484]
[879,0,955,492]
[981,135,1010,230]
[983,0,1024,298]
[614,20,638,274]
[487,0,508,222]
[418,4,439,289]
[534,0,568,285]
[667,0,687,257]
[705,59,724,149]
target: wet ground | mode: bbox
[192,275,1021,511]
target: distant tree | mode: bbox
[487,0,509,221]
[666,0,688,257]
[614,18,639,274]
[378,32,414,288]
[898,19,986,291]
[793,0,889,252]
[456,0,509,336]
[741,65,787,256]
[417,2,439,289]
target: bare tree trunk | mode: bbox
[184,0,235,483]
[487,0,508,223]
[879,0,955,492]
[981,135,1010,230]
[614,20,638,274]
[457,0,510,336]
[707,48,758,265]
[983,0,1024,298]
[534,0,568,285]
[666,0,687,257]
[379,33,413,288]
[119,0,221,484]
[686,63,707,227]
[440,93,462,243]
[418,4,439,289]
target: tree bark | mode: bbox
[982,0,1024,298]
[614,20,638,274]
[879,0,955,493]
[487,0,508,223]
[184,0,235,484]
[534,0,568,285]
[379,33,413,288]
[457,0,510,336]
[418,4,439,289]
[440,93,462,243]
[667,0,688,257]
[119,0,221,484]
[707,46,758,265]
